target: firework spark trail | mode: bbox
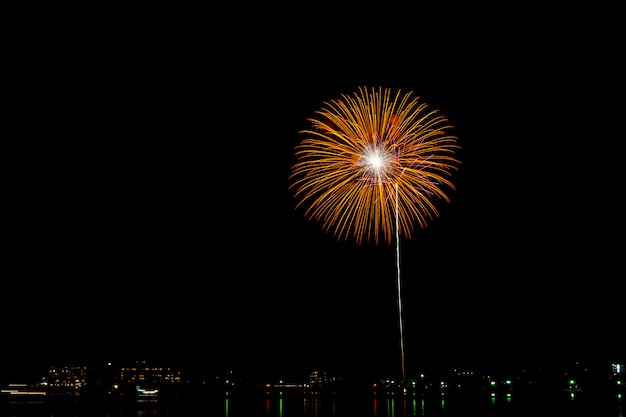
[395,182,406,385]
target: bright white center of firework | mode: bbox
[367,154,384,169]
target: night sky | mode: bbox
[3,5,623,383]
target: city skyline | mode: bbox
[2,356,624,391]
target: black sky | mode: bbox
[3,5,623,383]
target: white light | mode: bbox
[368,154,384,168]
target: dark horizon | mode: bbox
[1,332,623,387]
[2,351,623,388]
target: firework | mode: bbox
[289,86,461,245]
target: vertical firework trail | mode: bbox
[290,86,460,387]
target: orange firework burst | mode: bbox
[289,86,461,245]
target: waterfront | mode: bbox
[1,390,623,417]
[2,359,624,417]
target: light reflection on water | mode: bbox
[0,391,622,417]
[220,390,622,417]
[222,390,621,417]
